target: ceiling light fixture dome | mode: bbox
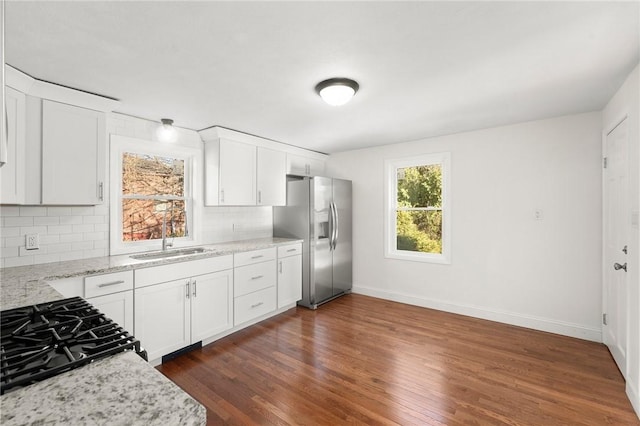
[315,78,359,106]
[156,118,177,142]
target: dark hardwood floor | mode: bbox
[157,294,639,425]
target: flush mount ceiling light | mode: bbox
[315,78,359,106]
[156,118,177,142]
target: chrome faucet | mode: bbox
[161,209,173,251]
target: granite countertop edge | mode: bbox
[1,236,302,311]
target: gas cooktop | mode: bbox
[1,297,147,395]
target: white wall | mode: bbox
[603,64,640,416]
[327,112,603,341]
[0,113,271,268]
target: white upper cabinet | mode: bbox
[286,153,326,177]
[0,87,26,204]
[219,138,256,206]
[200,126,328,207]
[2,66,118,205]
[257,147,286,206]
[42,100,106,205]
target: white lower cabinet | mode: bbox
[134,278,192,362]
[87,291,134,335]
[277,243,302,308]
[191,270,234,342]
[134,256,234,362]
[235,286,277,325]
[134,267,233,362]
[233,247,277,326]
[47,271,135,334]
[46,244,301,365]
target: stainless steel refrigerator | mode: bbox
[273,176,352,309]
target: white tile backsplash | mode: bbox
[0,112,276,268]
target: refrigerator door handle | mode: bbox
[333,202,339,250]
[328,202,334,251]
[329,202,338,250]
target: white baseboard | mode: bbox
[628,382,640,420]
[352,285,602,343]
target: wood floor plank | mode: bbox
[157,294,639,425]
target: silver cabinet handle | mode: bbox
[98,182,104,201]
[286,248,297,252]
[258,190,262,204]
[97,280,125,288]
[251,302,264,309]
[220,189,225,203]
[192,280,197,297]
[279,261,282,273]
[185,281,190,299]
[251,275,263,280]
[250,255,263,259]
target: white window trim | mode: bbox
[384,152,451,264]
[109,135,202,255]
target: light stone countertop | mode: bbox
[1,236,302,310]
[0,236,302,426]
[0,352,205,426]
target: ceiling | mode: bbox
[5,1,639,154]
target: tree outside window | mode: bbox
[121,153,188,242]
[385,153,450,263]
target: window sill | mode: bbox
[384,251,451,265]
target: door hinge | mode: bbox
[603,313,607,325]
[603,157,608,168]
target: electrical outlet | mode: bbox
[25,234,40,250]
[534,209,543,221]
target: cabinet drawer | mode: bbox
[85,270,133,298]
[234,286,276,326]
[278,243,302,258]
[234,247,276,267]
[235,261,276,297]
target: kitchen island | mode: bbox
[0,237,301,425]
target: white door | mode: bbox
[603,118,629,376]
[191,270,234,342]
[257,147,286,206]
[134,279,191,362]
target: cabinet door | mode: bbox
[41,100,105,205]
[219,139,256,205]
[257,147,286,206]
[191,269,234,342]
[0,87,26,204]
[134,279,191,362]
[307,157,326,177]
[278,254,302,308]
[88,290,134,333]
[286,153,325,177]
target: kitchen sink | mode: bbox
[130,247,210,260]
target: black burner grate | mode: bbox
[1,297,147,395]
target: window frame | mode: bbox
[110,135,202,255]
[384,152,451,264]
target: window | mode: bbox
[110,135,201,255]
[122,153,187,242]
[384,152,451,263]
